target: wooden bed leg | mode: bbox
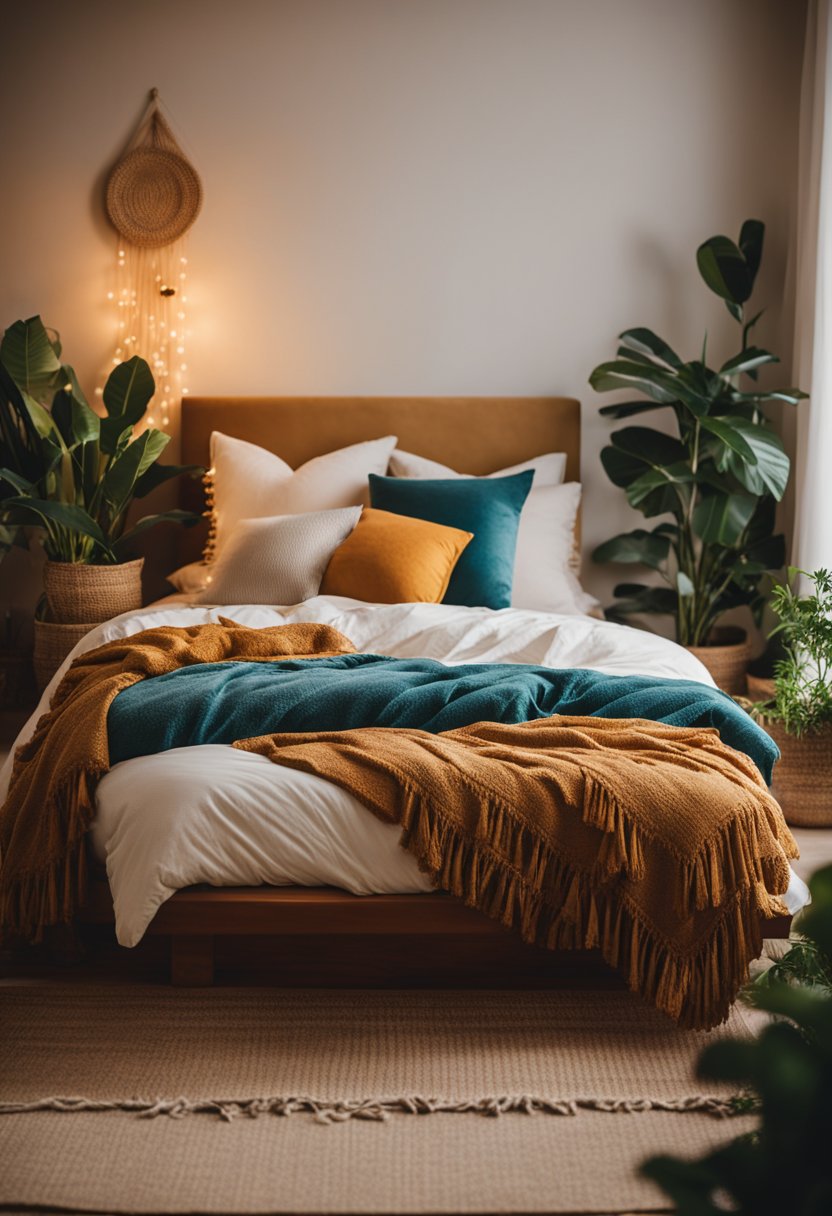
[171,935,214,986]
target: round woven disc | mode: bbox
[105,147,202,247]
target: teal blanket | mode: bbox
[107,654,778,782]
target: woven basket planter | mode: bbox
[44,559,144,625]
[33,621,94,692]
[686,628,752,696]
[759,717,832,828]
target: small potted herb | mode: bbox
[753,568,832,827]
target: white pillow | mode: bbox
[196,508,361,605]
[511,483,600,616]
[207,432,397,562]
[388,449,567,485]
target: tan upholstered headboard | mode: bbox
[179,396,581,564]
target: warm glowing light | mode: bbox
[103,241,192,436]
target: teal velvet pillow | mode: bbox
[368,470,534,609]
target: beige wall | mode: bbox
[1,0,806,608]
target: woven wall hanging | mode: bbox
[99,89,202,432]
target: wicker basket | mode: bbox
[746,673,776,703]
[760,718,832,828]
[686,628,752,695]
[33,620,95,692]
[43,559,144,625]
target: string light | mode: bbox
[97,242,191,432]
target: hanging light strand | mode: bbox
[97,242,191,432]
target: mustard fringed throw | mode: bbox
[0,621,355,940]
[236,719,798,1029]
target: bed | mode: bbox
[0,397,805,1017]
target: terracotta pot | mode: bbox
[685,627,752,696]
[43,558,144,625]
[33,620,94,692]
[759,717,832,828]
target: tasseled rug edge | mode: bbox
[0,1092,752,1124]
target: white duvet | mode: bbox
[0,596,810,944]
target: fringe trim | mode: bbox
[0,765,104,943]
[0,1093,746,1124]
[392,776,771,1029]
[201,467,217,563]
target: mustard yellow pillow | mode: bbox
[320,508,473,604]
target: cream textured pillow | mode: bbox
[388,449,567,485]
[196,508,361,605]
[205,432,397,562]
[510,483,600,617]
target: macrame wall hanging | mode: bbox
[99,88,203,432]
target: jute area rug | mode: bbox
[0,982,760,1215]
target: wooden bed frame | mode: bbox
[85,396,791,984]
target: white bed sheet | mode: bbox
[0,596,810,944]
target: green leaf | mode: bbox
[20,390,61,443]
[99,415,134,457]
[693,489,756,545]
[591,359,711,415]
[641,1153,725,1215]
[100,430,170,513]
[592,529,671,569]
[607,583,678,618]
[742,308,766,348]
[598,399,669,420]
[3,495,110,552]
[699,415,758,464]
[696,235,753,304]
[0,467,38,495]
[132,461,204,499]
[112,509,202,559]
[51,385,100,448]
[720,347,779,377]
[626,462,693,511]
[617,328,683,369]
[739,218,765,286]
[610,426,687,466]
[743,531,785,572]
[725,419,790,500]
[102,357,155,426]
[0,316,62,403]
[730,387,808,406]
[590,360,678,404]
[60,364,91,410]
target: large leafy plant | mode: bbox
[589,220,806,647]
[762,567,832,737]
[643,863,832,1215]
[0,316,200,564]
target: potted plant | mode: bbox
[643,863,832,1214]
[0,315,201,686]
[752,568,832,827]
[589,219,806,693]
